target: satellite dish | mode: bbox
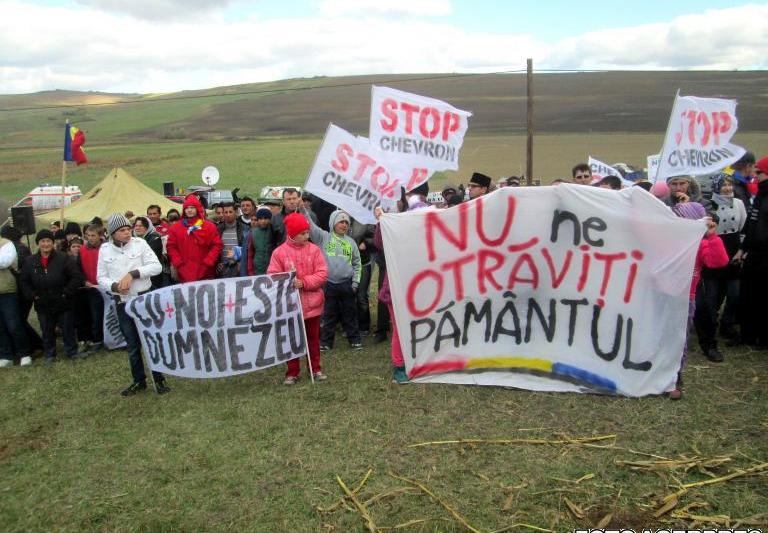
[202,166,220,187]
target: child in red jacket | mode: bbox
[268,213,328,385]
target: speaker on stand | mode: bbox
[10,205,36,248]
[163,182,175,196]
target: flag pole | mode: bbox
[61,119,69,228]
[655,89,680,183]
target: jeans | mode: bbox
[116,301,163,384]
[86,288,105,343]
[0,292,29,360]
[320,280,360,347]
[356,262,372,332]
[38,309,77,359]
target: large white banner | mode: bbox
[99,288,126,349]
[381,185,706,397]
[304,123,399,224]
[656,93,746,180]
[588,156,632,187]
[125,274,306,378]
[369,86,472,190]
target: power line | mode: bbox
[0,70,532,113]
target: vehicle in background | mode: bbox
[258,185,303,202]
[166,186,234,208]
[15,185,82,212]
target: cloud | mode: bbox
[319,0,452,17]
[75,0,234,20]
[0,1,766,95]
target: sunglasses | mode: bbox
[575,174,591,179]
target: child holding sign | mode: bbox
[268,213,328,385]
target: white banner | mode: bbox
[369,86,472,189]
[588,156,632,187]
[380,185,706,397]
[125,274,306,378]
[646,154,661,183]
[304,123,399,224]
[99,288,126,349]
[656,93,746,180]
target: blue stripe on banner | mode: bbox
[63,123,72,161]
[552,363,617,393]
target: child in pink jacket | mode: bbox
[670,202,729,399]
[267,213,328,385]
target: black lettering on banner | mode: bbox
[201,329,227,372]
[251,276,273,322]
[130,295,151,327]
[287,315,305,355]
[434,304,461,351]
[591,304,622,361]
[165,332,178,370]
[492,292,521,344]
[285,275,299,314]
[252,323,274,367]
[106,305,122,340]
[142,330,161,364]
[273,272,290,317]
[410,318,436,359]
[234,279,252,326]
[174,285,196,329]
[159,332,175,369]
[145,293,166,328]
[550,210,581,246]
[462,300,492,345]
[524,298,556,343]
[273,318,291,362]
[216,282,226,328]
[582,217,607,247]
[621,317,651,371]
[322,170,336,187]
[174,330,200,370]
[227,326,252,371]
[197,284,216,329]
[560,298,589,346]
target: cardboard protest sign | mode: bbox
[646,154,661,183]
[100,288,127,349]
[380,185,705,397]
[656,93,746,180]
[304,123,399,224]
[369,86,472,189]
[125,273,306,378]
[588,156,632,187]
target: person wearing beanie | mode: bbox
[468,172,492,199]
[242,205,275,277]
[730,151,756,207]
[166,194,223,283]
[666,202,728,399]
[666,175,706,208]
[64,222,82,241]
[734,156,768,349]
[0,226,31,368]
[267,213,328,385]
[97,213,167,396]
[19,229,85,364]
[305,208,363,351]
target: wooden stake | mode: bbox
[526,58,534,186]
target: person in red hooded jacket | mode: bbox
[166,194,223,283]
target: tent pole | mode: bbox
[60,159,67,229]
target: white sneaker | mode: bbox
[0,359,12,368]
[20,356,32,367]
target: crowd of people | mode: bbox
[1,152,767,399]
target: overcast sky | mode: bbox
[1,0,766,94]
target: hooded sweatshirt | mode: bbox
[166,194,223,282]
[307,209,361,286]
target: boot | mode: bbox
[705,345,724,362]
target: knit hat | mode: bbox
[410,181,429,197]
[35,229,55,243]
[255,206,273,220]
[329,210,350,229]
[283,213,310,239]
[756,156,768,175]
[107,213,132,235]
[672,202,707,220]
[54,229,66,240]
[64,222,82,237]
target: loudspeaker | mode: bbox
[163,182,175,196]
[11,206,36,236]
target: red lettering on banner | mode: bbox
[380,99,398,132]
[507,254,539,290]
[697,111,711,146]
[676,109,735,147]
[477,249,505,294]
[332,143,353,172]
[712,111,731,146]
[419,107,441,139]
[623,250,645,303]
[593,252,628,299]
[442,112,460,141]
[352,153,376,182]
[507,237,539,253]
[401,103,419,135]
[425,203,469,262]
[476,196,517,247]
[541,248,573,289]
[577,245,591,292]
[406,168,429,191]
[407,269,444,317]
[441,253,476,301]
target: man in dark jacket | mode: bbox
[20,229,84,363]
[272,188,318,245]
[216,202,245,278]
[731,151,756,208]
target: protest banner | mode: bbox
[656,93,746,181]
[304,123,399,224]
[646,154,661,183]
[588,156,633,187]
[99,288,126,349]
[369,86,472,190]
[125,273,306,379]
[380,185,705,397]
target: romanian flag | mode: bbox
[63,123,87,165]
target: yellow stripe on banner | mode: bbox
[466,357,553,373]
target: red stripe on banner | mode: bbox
[409,359,467,379]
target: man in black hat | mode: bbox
[468,172,492,199]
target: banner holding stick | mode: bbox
[125,273,306,379]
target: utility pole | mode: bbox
[526,58,533,186]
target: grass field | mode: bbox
[0,328,766,531]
